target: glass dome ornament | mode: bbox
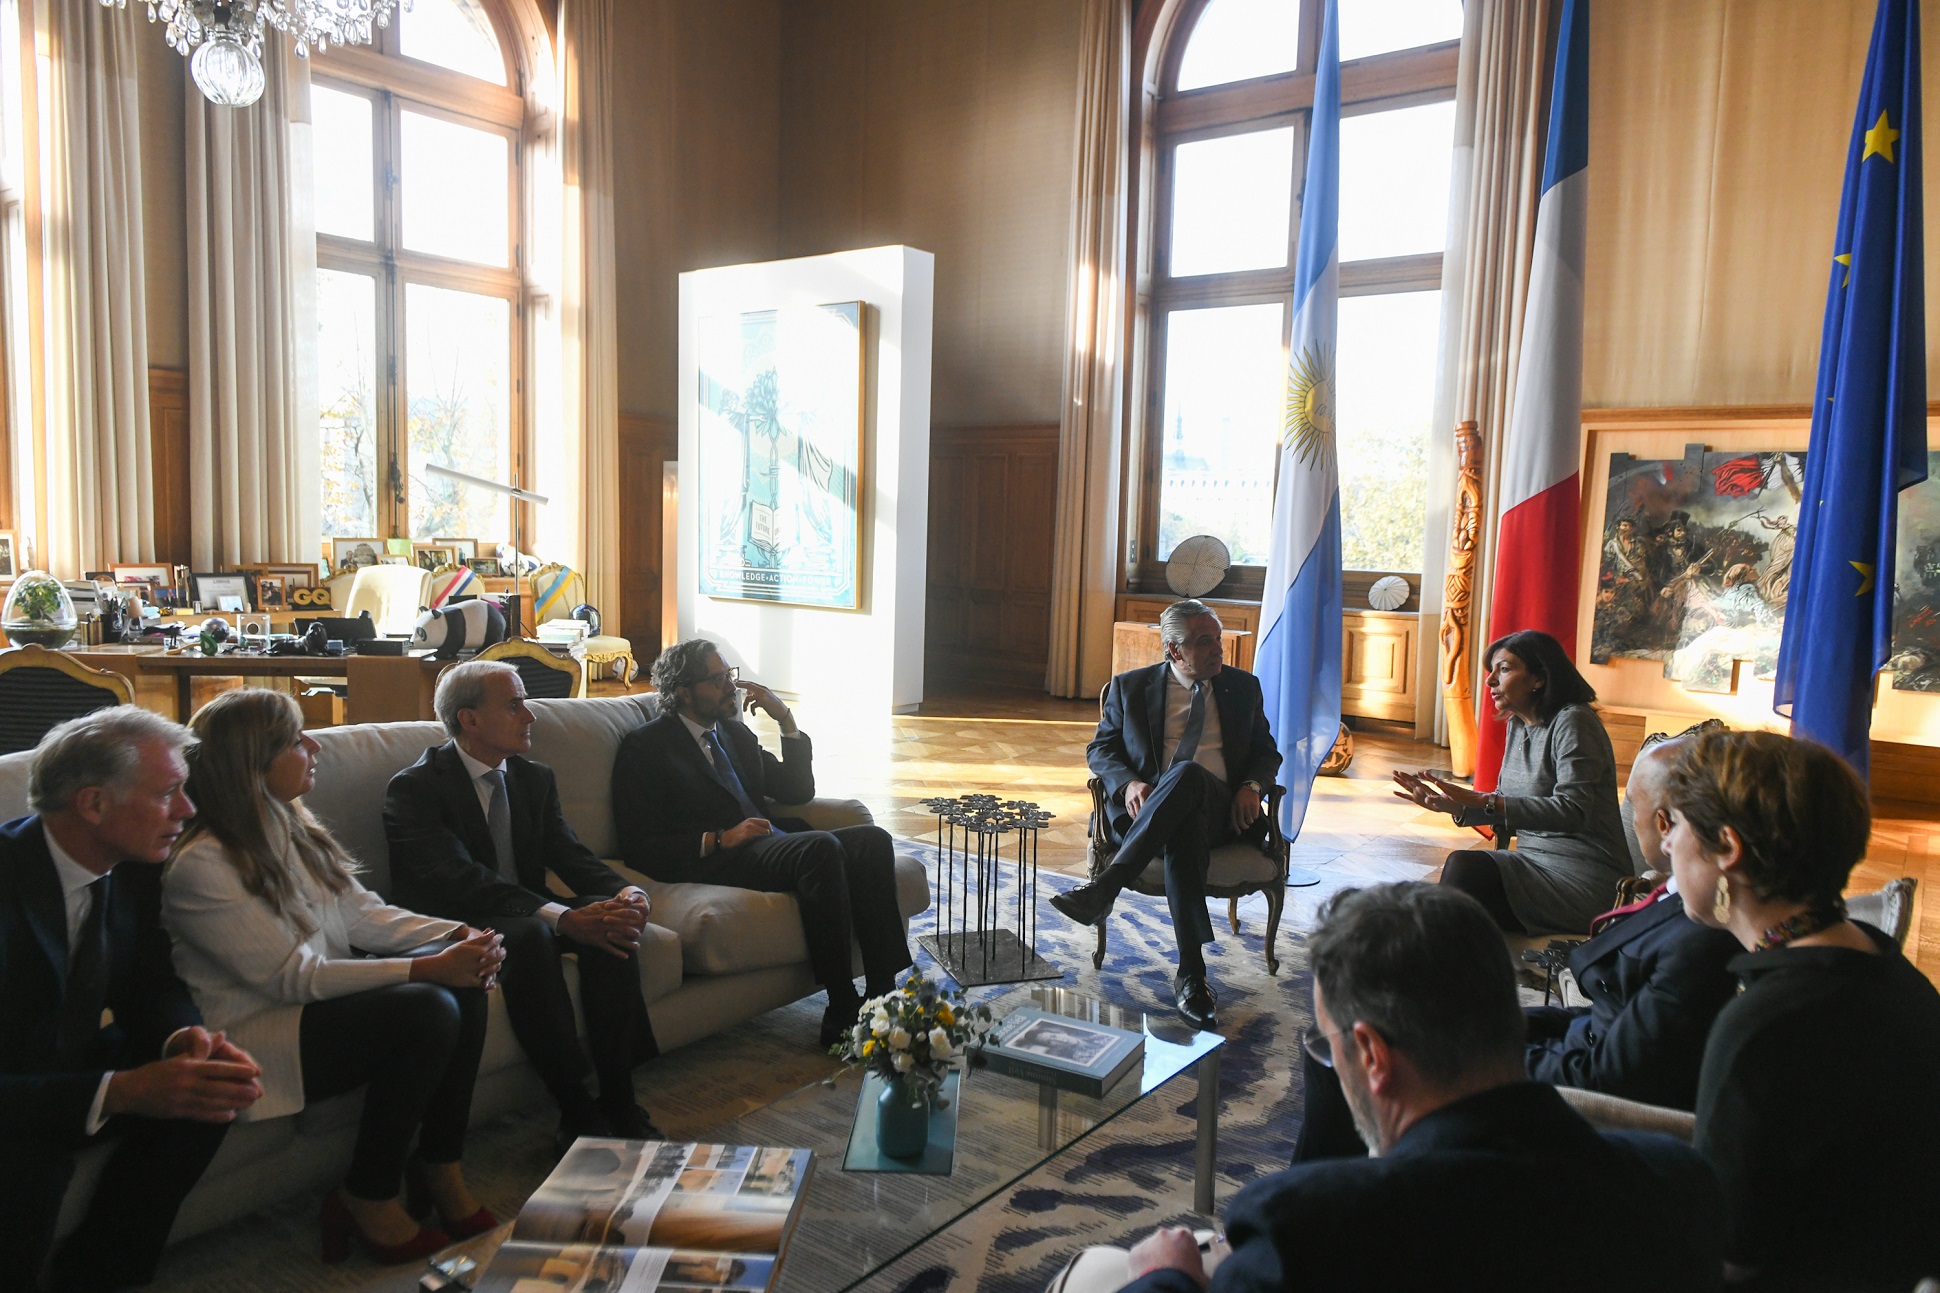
[2,572,79,649]
[191,25,266,106]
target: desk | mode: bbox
[62,645,454,725]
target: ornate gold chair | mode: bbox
[1083,684,1291,975]
[476,637,585,700]
[0,645,135,755]
[529,562,637,686]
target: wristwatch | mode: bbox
[1240,780,1263,795]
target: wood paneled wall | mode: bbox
[149,368,190,562]
[927,424,1059,687]
[618,412,677,656]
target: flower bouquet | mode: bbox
[829,969,994,1110]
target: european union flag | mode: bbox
[1774,0,1926,778]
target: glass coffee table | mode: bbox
[706,982,1223,1292]
[430,984,1222,1293]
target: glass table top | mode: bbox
[702,982,1224,1293]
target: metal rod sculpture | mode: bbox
[916,794,1062,987]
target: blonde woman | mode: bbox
[162,690,505,1265]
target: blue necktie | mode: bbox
[704,730,772,827]
[59,876,109,1066]
[483,769,517,881]
[1170,681,1208,770]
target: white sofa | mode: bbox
[0,693,930,1243]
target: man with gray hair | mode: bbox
[1054,883,1723,1293]
[1052,600,1280,1030]
[385,660,661,1154]
[1,708,263,1291]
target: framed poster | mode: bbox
[696,301,864,609]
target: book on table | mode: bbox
[471,1139,812,1292]
[977,1006,1145,1097]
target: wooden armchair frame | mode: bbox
[476,637,586,699]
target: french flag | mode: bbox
[1476,0,1588,792]
[1256,0,1343,839]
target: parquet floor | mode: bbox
[654,678,1940,985]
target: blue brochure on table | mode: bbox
[978,1008,1144,1098]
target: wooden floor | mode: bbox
[664,678,1940,986]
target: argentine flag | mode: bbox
[1257,0,1343,839]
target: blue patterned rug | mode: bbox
[875,846,1314,1293]
[142,848,1313,1292]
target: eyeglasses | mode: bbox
[1302,1024,1347,1069]
[686,665,739,689]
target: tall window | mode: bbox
[311,0,525,546]
[1137,0,1461,594]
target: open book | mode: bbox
[474,1140,813,1293]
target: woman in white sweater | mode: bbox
[163,689,505,1265]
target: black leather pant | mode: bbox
[300,980,489,1201]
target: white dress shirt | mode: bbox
[1161,663,1227,784]
[454,744,568,930]
[163,833,466,1120]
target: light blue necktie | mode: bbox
[483,768,516,881]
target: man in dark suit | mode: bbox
[1052,600,1280,1030]
[1058,884,1723,1293]
[384,660,660,1151]
[1291,735,1741,1162]
[611,640,911,1049]
[1,709,263,1292]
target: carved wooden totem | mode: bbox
[1440,421,1484,776]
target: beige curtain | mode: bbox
[185,44,317,570]
[1047,0,1130,698]
[559,0,621,628]
[1427,0,1556,740]
[38,0,152,575]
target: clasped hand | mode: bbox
[104,1027,263,1124]
[1391,768,1484,818]
[1124,780,1261,833]
[558,890,650,959]
[412,927,507,990]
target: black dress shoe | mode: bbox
[1048,881,1116,927]
[599,1099,666,1141]
[1174,971,1218,1031]
[553,1104,615,1158]
[821,999,861,1050]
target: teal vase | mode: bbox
[875,1075,930,1159]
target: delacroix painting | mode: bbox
[1590,445,1805,693]
[697,302,864,609]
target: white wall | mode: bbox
[677,246,934,713]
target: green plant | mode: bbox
[8,578,64,623]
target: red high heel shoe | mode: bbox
[439,1205,501,1241]
[320,1190,452,1265]
[403,1157,500,1240]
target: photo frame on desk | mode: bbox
[111,563,175,589]
[466,557,503,577]
[191,572,252,613]
[328,538,383,574]
[433,537,477,562]
[412,543,456,572]
[255,576,287,611]
[261,563,317,590]
[0,531,16,580]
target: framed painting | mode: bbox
[695,300,864,609]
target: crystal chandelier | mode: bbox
[100,0,406,108]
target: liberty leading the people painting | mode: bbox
[697,301,864,609]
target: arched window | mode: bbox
[1134,0,1462,596]
[310,0,532,550]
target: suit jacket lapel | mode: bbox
[435,745,497,870]
[1571,891,1680,970]
[1143,664,1168,770]
[1212,671,1246,777]
[18,822,68,986]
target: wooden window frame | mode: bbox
[312,2,531,547]
[1126,0,1458,605]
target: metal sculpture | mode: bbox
[917,795,1062,987]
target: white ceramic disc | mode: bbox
[1166,535,1231,597]
[1367,575,1410,611]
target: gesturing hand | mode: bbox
[1392,768,1486,818]
[104,1050,263,1124]
[721,818,772,849]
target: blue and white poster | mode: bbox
[697,301,864,609]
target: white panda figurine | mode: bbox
[412,599,510,659]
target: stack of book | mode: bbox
[458,1140,812,1293]
[977,1007,1145,1097]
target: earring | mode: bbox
[1711,874,1733,925]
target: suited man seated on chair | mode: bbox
[1049,884,1724,1293]
[1051,600,1279,1031]
[1291,734,1742,1163]
[1,709,263,1292]
[611,640,912,1050]
[383,661,662,1155]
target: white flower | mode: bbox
[871,1012,890,1037]
[928,1027,953,1058]
[892,1052,914,1073]
[888,1027,910,1050]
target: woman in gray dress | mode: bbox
[1393,630,1630,933]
